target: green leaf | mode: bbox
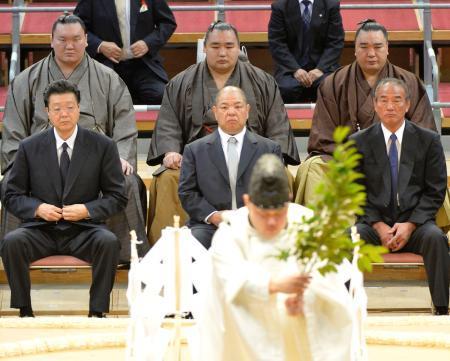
[278,126,386,275]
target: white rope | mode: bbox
[0,333,125,358]
[0,316,129,329]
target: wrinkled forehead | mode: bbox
[216,90,246,106]
[375,83,407,99]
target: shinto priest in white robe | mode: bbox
[194,203,357,361]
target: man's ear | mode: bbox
[243,194,250,206]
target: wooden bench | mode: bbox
[364,252,427,282]
[26,255,128,284]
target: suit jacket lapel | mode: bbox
[368,124,391,205]
[398,122,415,202]
[287,0,302,50]
[104,0,122,43]
[42,130,63,200]
[310,0,324,29]
[63,128,90,198]
[130,0,140,38]
[207,132,230,184]
[237,131,257,180]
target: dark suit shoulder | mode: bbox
[350,122,378,141]
[20,128,53,149]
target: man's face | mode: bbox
[373,83,410,132]
[244,195,289,240]
[204,30,240,74]
[51,23,87,67]
[355,30,388,74]
[46,92,80,139]
[213,88,249,135]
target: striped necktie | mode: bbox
[302,0,311,28]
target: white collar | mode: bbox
[381,120,405,147]
[218,126,246,145]
[54,125,78,150]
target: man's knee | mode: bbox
[355,223,380,245]
[278,84,303,104]
[1,229,29,254]
[421,224,448,252]
[191,225,216,249]
[92,229,120,250]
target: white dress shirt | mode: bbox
[54,126,78,165]
[218,127,246,166]
[381,120,405,163]
[205,127,247,223]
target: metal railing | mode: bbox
[0,1,449,130]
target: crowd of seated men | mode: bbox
[0,0,448,317]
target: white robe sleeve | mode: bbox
[211,222,271,303]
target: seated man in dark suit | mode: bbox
[351,78,449,315]
[178,86,283,248]
[268,0,344,103]
[0,80,128,318]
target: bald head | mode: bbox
[215,86,247,105]
[213,86,250,135]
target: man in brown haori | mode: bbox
[295,20,441,216]
[146,21,299,244]
[0,15,149,261]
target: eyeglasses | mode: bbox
[49,106,78,115]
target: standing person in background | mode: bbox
[75,0,177,104]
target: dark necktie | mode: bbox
[388,133,398,207]
[60,142,70,188]
[302,0,311,28]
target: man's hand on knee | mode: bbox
[308,69,323,83]
[294,68,312,87]
[62,204,90,221]
[163,152,182,169]
[373,221,393,248]
[35,203,63,221]
[388,222,416,252]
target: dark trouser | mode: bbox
[356,222,450,308]
[276,72,325,103]
[114,59,166,105]
[1,173,149,264]
[190,223,217,250]
[0,225,120,313]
